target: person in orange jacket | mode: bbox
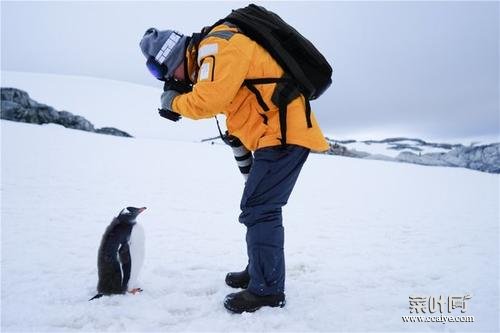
[140,23,329,313]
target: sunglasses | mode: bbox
[146,56,169,81]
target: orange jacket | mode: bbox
[172,24,329,152]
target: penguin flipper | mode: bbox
[118,243,131,291]
[89,293,104,301]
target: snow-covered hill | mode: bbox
[1,71,499,332]
[1,71,219,142]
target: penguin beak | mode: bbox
[138,207,147,214]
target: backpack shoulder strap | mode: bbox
[244,77,312,146]
[205,30,235,41]
[201,21,240,42]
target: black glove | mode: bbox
[163,79,192,94]
[158,108,182,122]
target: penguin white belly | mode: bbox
[127,223,145,289]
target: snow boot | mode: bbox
[225,266,250,289]
[224,290,286,313]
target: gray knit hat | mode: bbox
[140,28,188,79]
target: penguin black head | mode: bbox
[117,206,147,224]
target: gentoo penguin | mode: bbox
[89,206,146,301]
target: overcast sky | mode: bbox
[1,1,498,140]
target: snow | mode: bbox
[1,72,499,332]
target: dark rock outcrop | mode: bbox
[1,87,132,138]
[326,142,370,158]
[95,127,132,137]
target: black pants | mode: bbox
[239,145,309,296]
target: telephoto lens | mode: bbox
[225,135,253,181]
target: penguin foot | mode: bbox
[128,288,143,295]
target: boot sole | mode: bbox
[225,282,249,289]
[223,299,286,314]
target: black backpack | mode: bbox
[201,4,333,145]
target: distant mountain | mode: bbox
[325,138,500,174]
[1,87,132,137]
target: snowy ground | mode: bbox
[1,72,499,332]
[2,121,498,332]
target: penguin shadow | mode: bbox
[89,207,147,301]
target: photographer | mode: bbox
[140,21,329,313]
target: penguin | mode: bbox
[89,206,146,301]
